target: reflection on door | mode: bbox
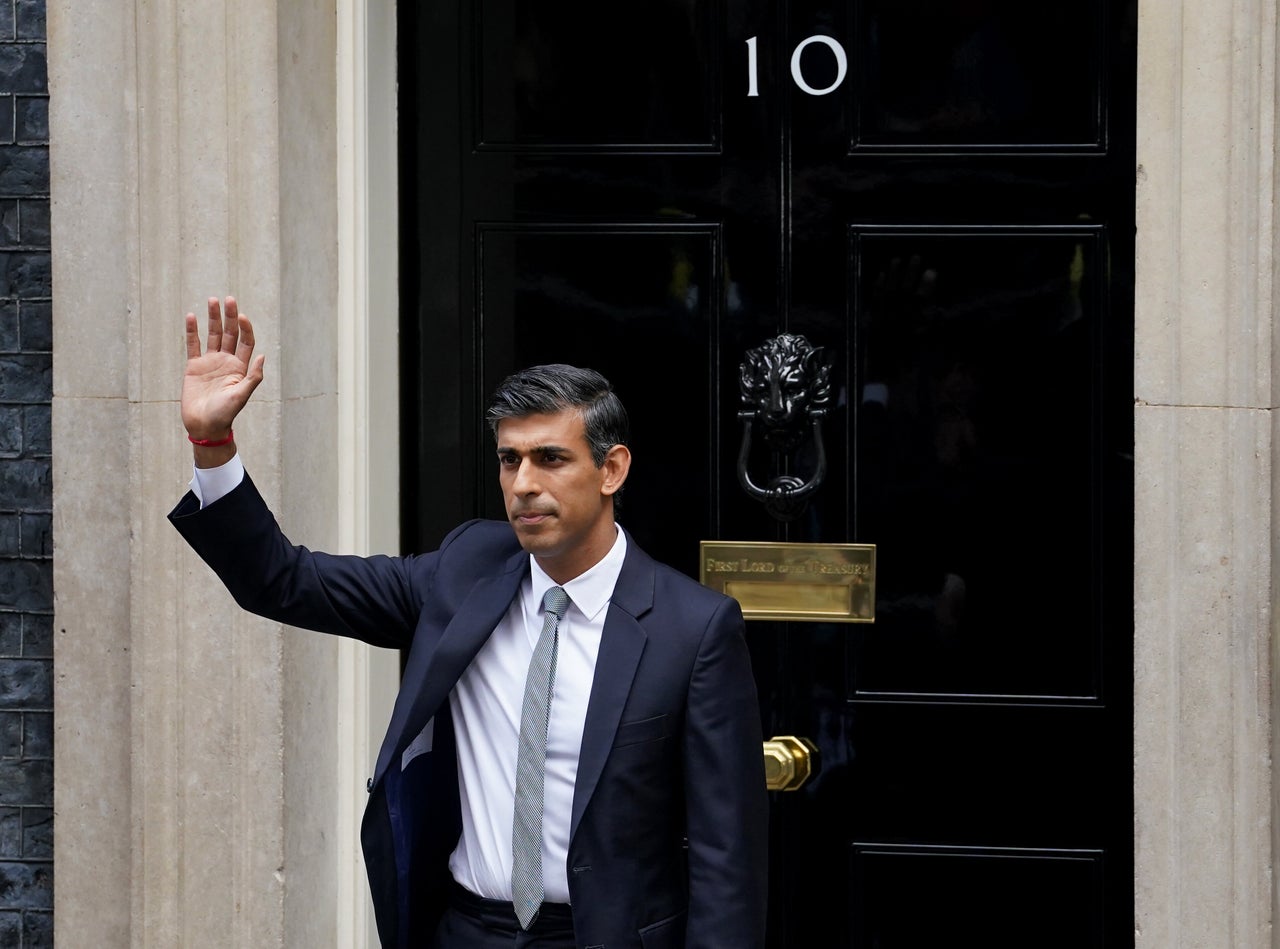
[399,0,1135,944]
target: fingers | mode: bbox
[220,296,240,354]
[191,296,254,363]
[234,313,255,366]
[185,313,201,360]
[206,297,222,353]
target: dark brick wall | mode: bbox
[0,0,50,944]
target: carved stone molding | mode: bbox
[1134,0,1278,944]
[49,0,366,945]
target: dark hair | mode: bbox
[486,364,629,467]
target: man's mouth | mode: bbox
[513,510,553,525]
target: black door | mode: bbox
[399,1,1135,945]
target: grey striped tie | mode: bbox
[512,585,569,929]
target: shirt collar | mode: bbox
[528,526,628,622]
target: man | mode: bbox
[170,297,768,949]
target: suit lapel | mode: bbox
[570,538,655,838]
[373,549,528,783]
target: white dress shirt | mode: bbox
[191,454,626,905]
[448,527,625,903]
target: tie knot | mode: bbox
[542,586,569,619]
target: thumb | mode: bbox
[241,354,266,397]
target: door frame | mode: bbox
[337,0,401,944]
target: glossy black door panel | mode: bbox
[852,845,1105,947]
[476,0,721,150]
[850,228,1108,700]
[853,0,1106,150]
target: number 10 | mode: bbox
[746,35,849,97]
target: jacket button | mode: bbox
[366,778,373,793]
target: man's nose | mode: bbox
[511,458,539,494]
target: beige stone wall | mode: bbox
[48,0,357,944]
[1134,0,1278,945]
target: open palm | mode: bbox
[181,296,265,440]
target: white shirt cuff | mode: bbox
[190,453,246,509]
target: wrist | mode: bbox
[187,429,234,447]
[192,438,238,469]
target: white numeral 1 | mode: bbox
[746,35,759,97]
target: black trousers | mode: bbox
[431,881,576,949]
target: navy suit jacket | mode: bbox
[170,475,768,949]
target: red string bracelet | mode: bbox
[188,430,234,448]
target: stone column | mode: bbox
[1134,0,1277,944]
[50,0,352,944]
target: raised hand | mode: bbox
[181,296,266,443]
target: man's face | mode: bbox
[495,410,630,584]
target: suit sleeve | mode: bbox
[169,472,443,650]
[682,596,769,948]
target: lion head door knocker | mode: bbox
[737,334,833,522]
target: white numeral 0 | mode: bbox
[747,34,849,97]
[790,35,847,95]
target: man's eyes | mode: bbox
[498,452,565,465]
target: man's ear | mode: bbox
[599,444,632,497]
